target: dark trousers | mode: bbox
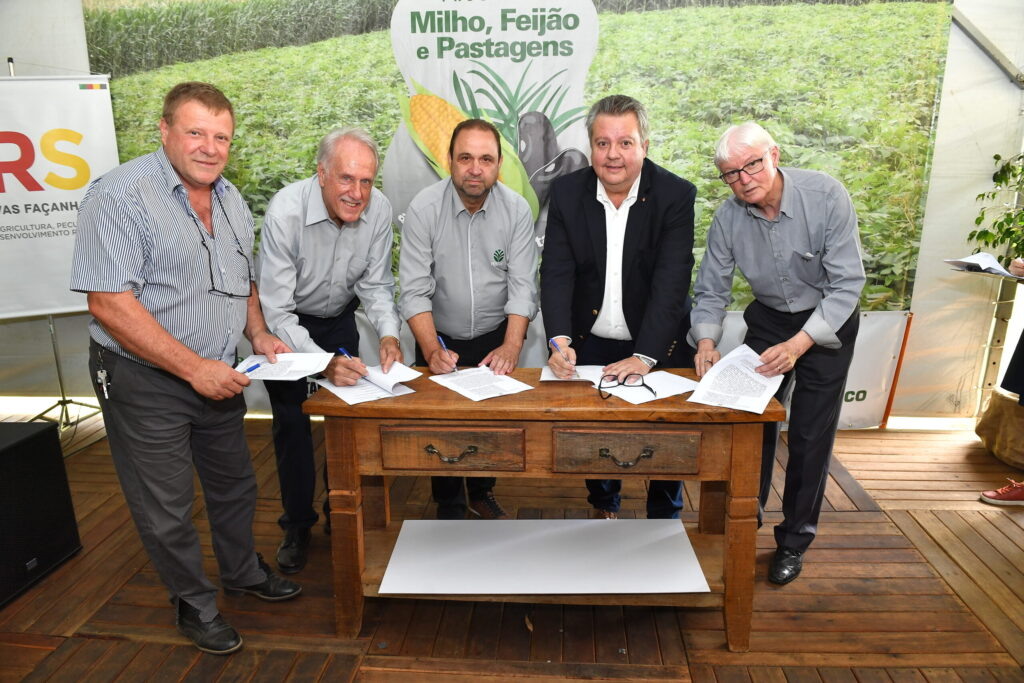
[265,303,359,532]
[415,321,509,512]
[89,341,263,622]
[744,300,859,553]
[575,334,692,519]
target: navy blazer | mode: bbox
[540,158,697,365]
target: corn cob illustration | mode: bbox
[398,82,540,220]
[408,94,465,177]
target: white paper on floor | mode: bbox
[378,519,710,595]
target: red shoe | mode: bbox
[980,479,1024,506]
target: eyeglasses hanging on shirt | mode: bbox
[189,191,252,299]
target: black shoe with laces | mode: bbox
[276,527,311,574]
[175,598,242,655]
[224,553,302,601]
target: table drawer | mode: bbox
[553,427,701,475]
[379,425,525,471]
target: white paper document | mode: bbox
[315,362,421,405]
[687,344,783,414]
[234,352,332,380]
[379,519,710,595]
[944,252,1019,278]
[429,365,533,401]
[539,365,605,384]
[600,371,699,405]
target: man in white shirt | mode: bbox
[541,95,697,519]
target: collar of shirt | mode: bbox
[594,171,642,212]
[448,178,495,218]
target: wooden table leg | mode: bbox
[361,475,390,530]
[698,481,726,534]
[723,495,757,651]
[722,423,764,652]
[325,419,365,638]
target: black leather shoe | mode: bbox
[224,554,302,601]
[276,528,311,574]
[769,548,804,585]
[175,598,242,655]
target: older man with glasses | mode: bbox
[690,121,865,585]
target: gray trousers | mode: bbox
[90,341,264,621]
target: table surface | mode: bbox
[303,367,786,423]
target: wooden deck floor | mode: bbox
[1,418,1022,681]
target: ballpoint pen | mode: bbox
[242,363,261,374]
[548,337,571,363]
[548,337,578,378]
[436,335,458,372]
[338,347,392,393]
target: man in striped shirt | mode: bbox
[70,82,301,655]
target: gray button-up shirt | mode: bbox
[398,178,538,340]
[70,147,253,366]
[690,167,865,349]
[257,175,400,353]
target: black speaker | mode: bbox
[0,422,82,608]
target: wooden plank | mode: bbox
[398,600,444,657]
[464,602,503,661]
[319,653,360,682]
[357,655,689,680]
[889,511,1024,667]
[284,652,330,681]
[528,604,563,662]
[249,649,298,682]
[593,605,628,665]
[495,602,532,661]
[560,604,595,664]
[431,601,473,659]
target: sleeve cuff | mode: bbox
[802,311,841,349]
[687,322,723,349]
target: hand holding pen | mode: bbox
[547,337,578,379]
[326,347,368,386]
[430,334,459,374]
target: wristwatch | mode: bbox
[633,353,657,369]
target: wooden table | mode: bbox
[304,368,784,652]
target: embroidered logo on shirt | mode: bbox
[492,249,505,264]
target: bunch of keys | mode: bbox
[96,368,110,399]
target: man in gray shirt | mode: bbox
[258,128,402,573]
[399,119,538,520]
[70,82,300,655]
[690,121,865,585]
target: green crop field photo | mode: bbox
[95,1,949,311]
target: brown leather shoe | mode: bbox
[592,508,618,519]
[468,492,510,519]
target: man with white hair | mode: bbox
[258,127,402,574]
[690,121,865,585]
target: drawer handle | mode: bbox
[599,446,654,468]
[424,444,478,464]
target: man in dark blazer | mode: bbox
[540,94,697,519]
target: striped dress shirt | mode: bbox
[70,147,254,366]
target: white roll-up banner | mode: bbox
[0,75,119,319]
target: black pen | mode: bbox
[437,335,458,372]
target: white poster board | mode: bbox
[0,75,119,319]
